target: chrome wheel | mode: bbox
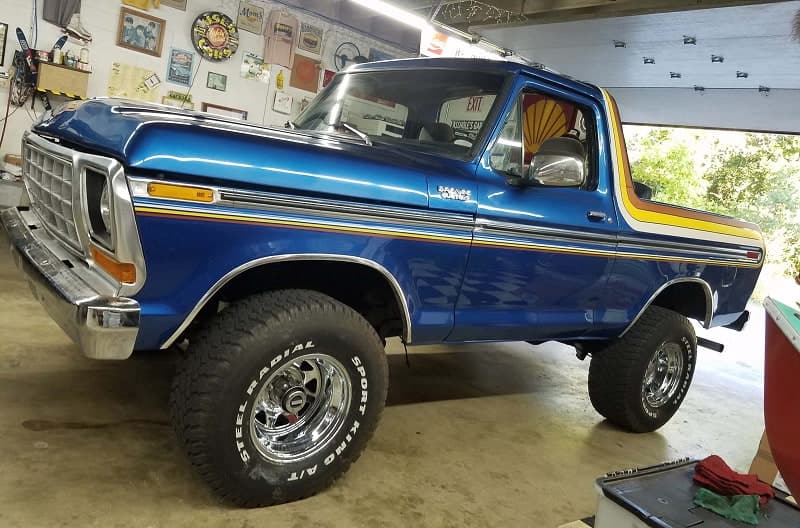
[642,341,684,408]
[250,353,352,463]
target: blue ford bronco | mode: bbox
[1,58,763,506]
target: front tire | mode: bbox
[588,306,696,432]
[170,289,388,507]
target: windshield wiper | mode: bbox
[342,123,372,146]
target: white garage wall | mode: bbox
[0,0,413,158]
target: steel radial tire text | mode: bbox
[587,305,697,433]
[169,289,388,507]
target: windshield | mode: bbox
[294,69,507,159]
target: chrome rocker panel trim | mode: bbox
[161,254,412,349]
[1,207,140,360]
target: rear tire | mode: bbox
[588,306,696,432]
[170,289,388,507]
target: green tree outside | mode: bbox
[627,128,800,284]
[630,130,707,210]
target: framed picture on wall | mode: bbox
[162,95,194,110]
[160,0,187,10]
[240,52,269,83]
[207,72,227,91]
[202,102,248,121]
[117,8,165,57]
[273,92,293,115]
[0,23,7,67]
[166,48,194,86]
[298,22,323,56]
[322,69,336,88]
[290,55,321,93]
[237,2,265,34]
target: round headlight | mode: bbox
[100,182,111,231]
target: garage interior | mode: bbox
[0,0,799,527]
[0,249,769,525]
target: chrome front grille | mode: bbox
[22,140,82,252]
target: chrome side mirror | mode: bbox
[527,137,586,187]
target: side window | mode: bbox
[490,90,594,187]
[489,98,523,175]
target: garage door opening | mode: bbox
[625,124,800,300]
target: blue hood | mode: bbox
[34,99,476,208]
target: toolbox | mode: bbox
[595,459,799,527]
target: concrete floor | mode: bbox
[0,229,768,527]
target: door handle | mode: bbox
[587,210,607,222]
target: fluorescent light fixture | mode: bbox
[711,55,724,63]
[736,71,749,78]
[683,35,697,45]
[670,72,682,78]
[613,40,626,48]
[349,0,432,30]
[438,24,477,43]
[643,57,655,64]
[479,39,510,56]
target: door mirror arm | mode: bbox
[505,172,530,188]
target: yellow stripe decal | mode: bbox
[135,205,760,268]
[472,238,758,267]
[601,90,762,241]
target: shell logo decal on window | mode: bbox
[523,99,568,154]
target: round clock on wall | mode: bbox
[192,11,240,61]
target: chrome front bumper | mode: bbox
[1,207,140,360]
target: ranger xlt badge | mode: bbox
[438,186,471,201]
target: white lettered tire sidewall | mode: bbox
[172,290,388,507]
[225,321,384,503]
[588,305,697,433]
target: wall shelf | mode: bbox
[36,62,90,100]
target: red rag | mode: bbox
[694,455,775,505]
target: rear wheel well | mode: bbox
[649,281,710,326]
[189,260,406,341]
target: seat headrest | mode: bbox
[420,123,455,143]
[537,137,585,159]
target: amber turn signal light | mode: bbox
[147,182,214,203]
[91,245,136,283]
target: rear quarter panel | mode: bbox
[600,90,764,333]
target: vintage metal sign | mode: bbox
[192,11,239,62]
